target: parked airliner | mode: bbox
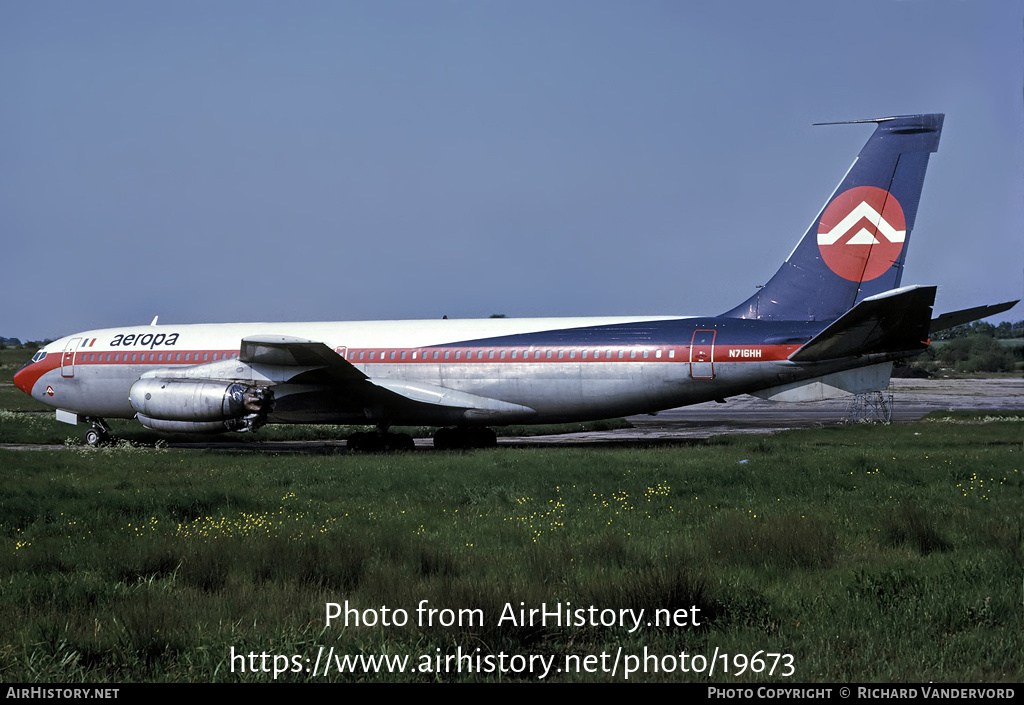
[14,113,1016,449]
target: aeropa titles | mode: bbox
[15,114,1017,450]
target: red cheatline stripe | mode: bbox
[17,343,802,396]
[67,344,799,366]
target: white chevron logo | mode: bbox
[816,201,906,246]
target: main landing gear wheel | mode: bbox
[432,427,497,450]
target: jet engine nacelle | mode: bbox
[128,378,273,432]
[134,414,259,434]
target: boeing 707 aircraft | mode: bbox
[14,113,1017,449]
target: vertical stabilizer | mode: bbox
[723,113,943,321]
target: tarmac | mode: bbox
[496,378,1024,447]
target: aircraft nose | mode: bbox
[13,362,35,396]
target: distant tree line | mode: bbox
[933,319,1024,341]
[0,338,51,349]
[910,319,1024,374]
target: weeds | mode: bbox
[0,414,1021,681]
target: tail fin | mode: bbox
[723,113,944,322]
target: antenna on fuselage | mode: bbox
[150,316,159,326]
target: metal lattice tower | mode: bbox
[847,391,893,423]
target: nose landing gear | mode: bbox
[83,418,112,447]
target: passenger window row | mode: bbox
[71,347,691,364]
[341,348,678,361]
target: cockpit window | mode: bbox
[31,351,47,363]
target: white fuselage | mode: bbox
[18,314,832,427]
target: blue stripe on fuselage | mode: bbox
[430,318,822,349]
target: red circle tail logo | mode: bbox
[817,186,906,282]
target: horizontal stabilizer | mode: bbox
[789,286,935,362]
[930,300,1019,334]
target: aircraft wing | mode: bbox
[365,379,536,417]
[789,286,936,362]
[238,335,534,416]
[240,335,367,381]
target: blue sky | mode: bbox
[3,1,1021,341]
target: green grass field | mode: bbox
[1,413,1021,682]
[0,347,50,412]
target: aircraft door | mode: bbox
[689,330,716,379]
[61,338,82,378]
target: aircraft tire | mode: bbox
[386,433,415,451]
[83,426,109,447]
[433,427,456,450]
[472,427,497,448]
[347,432,368,452]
